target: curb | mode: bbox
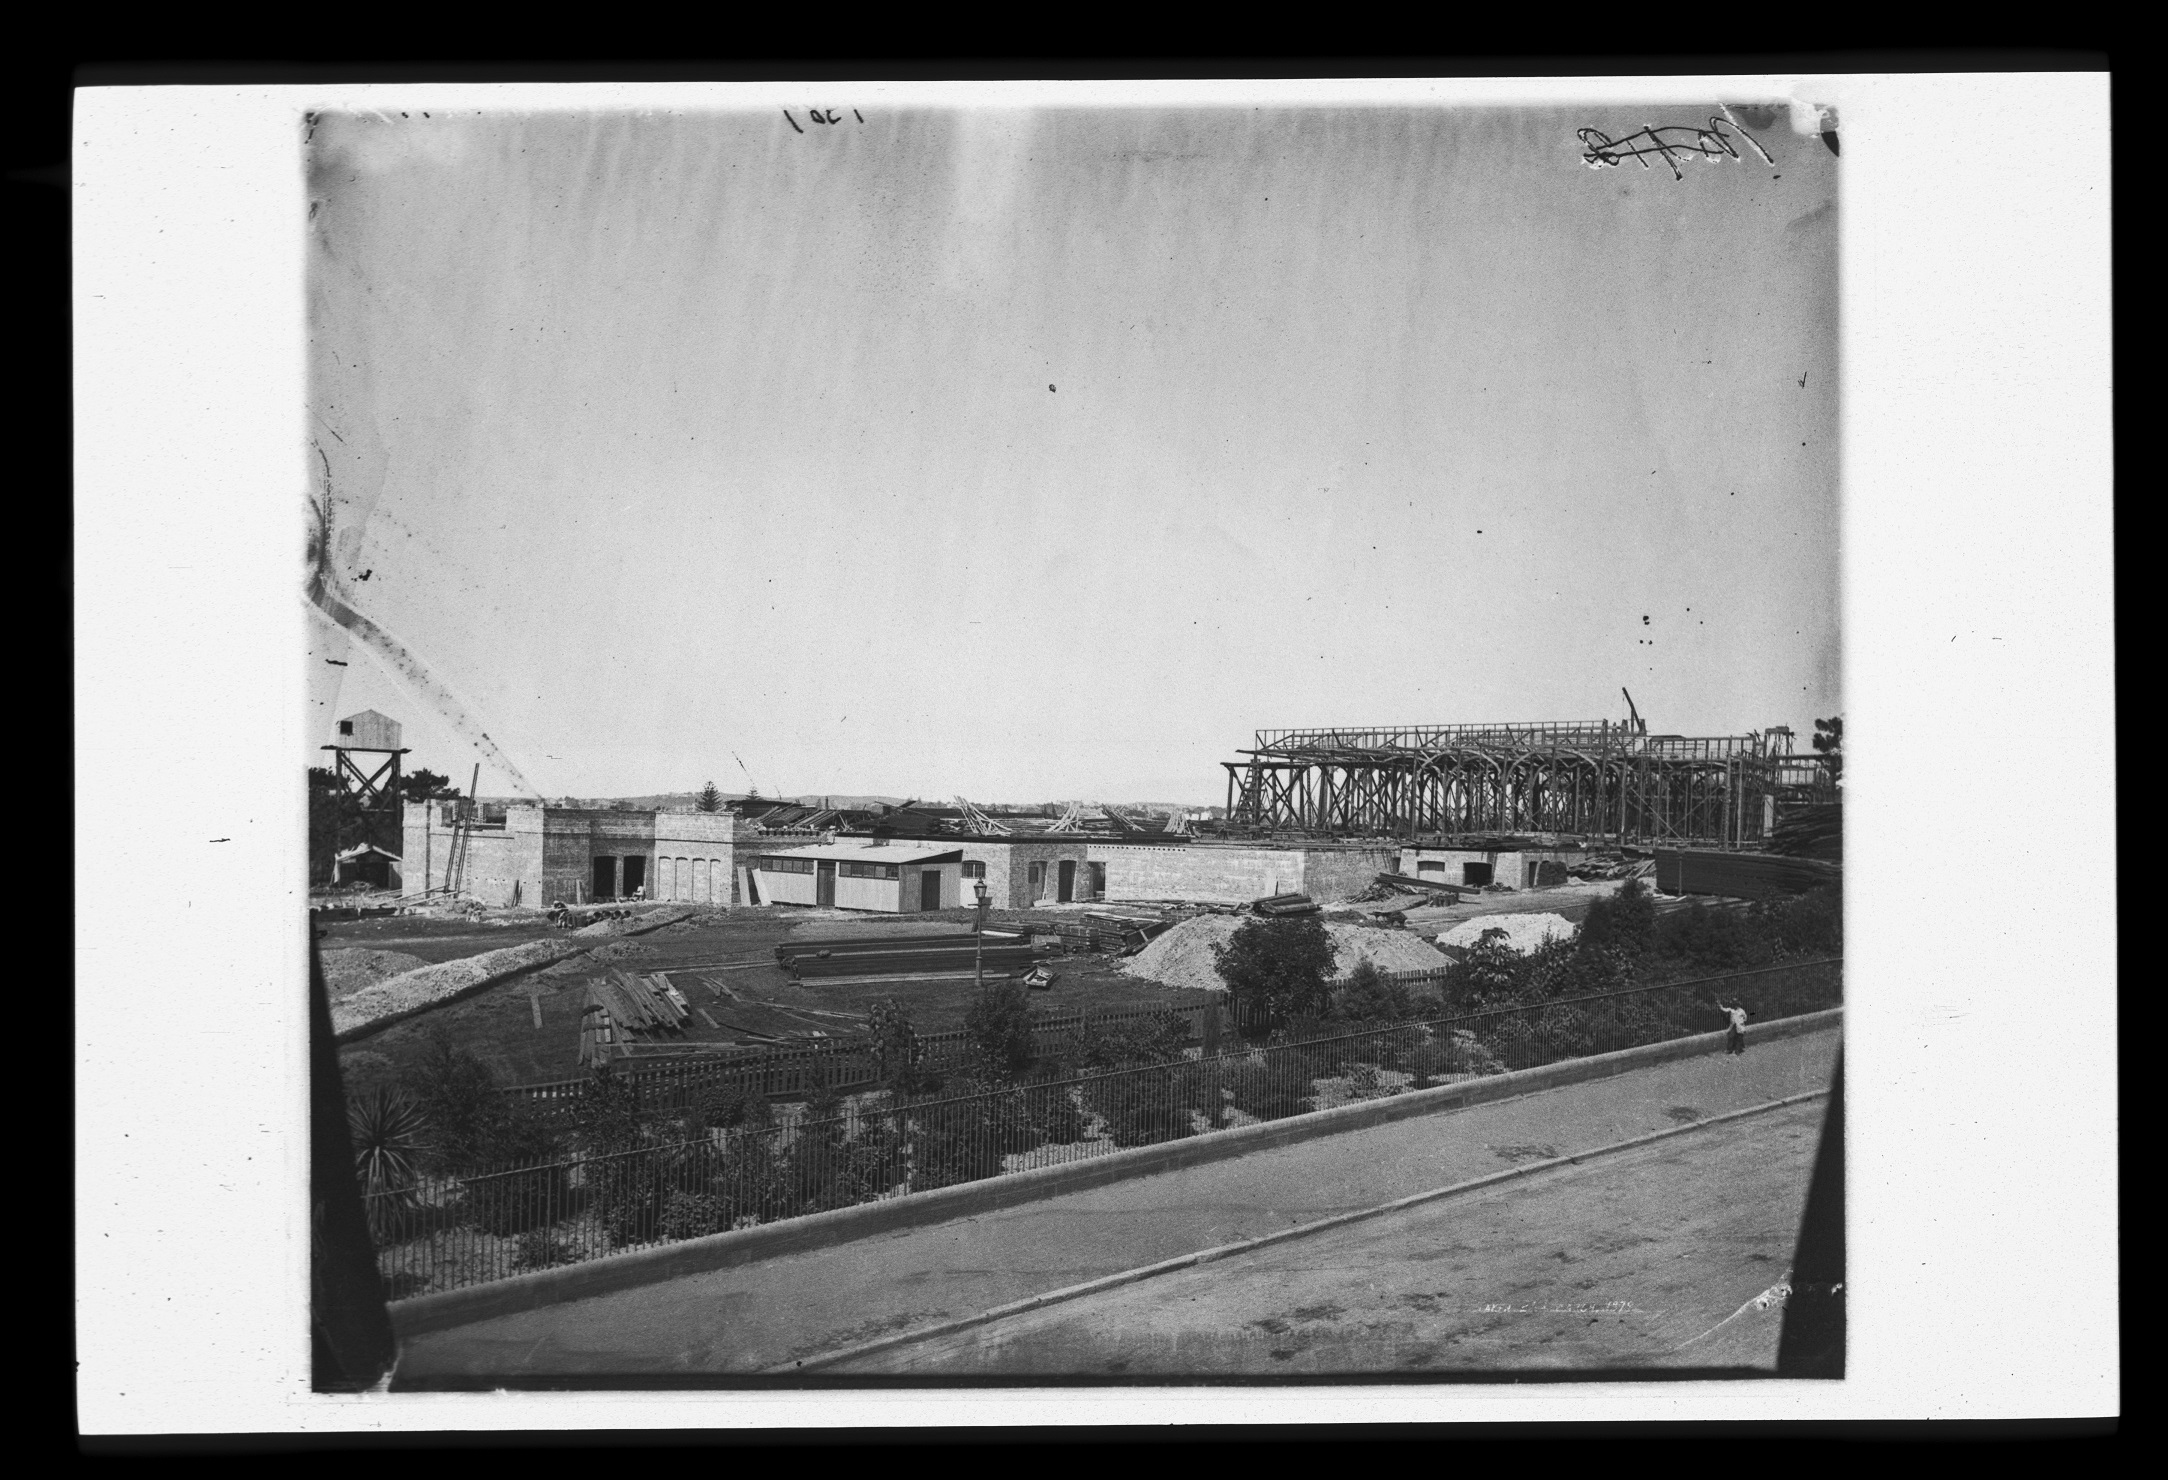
[772,1086,1833,1374]
[388,1009,1841,1338]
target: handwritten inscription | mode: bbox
[784,108,865,134]
[1577,117,1774,181]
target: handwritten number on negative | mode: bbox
[785,108,861,133]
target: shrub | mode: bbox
[1332,958,1413,1023]
[1652,901,1767,972]
[964,983,1037,1077]
[1067,1010,1189,1073]
[867,997,926,1093]
[1212,916,1337,1033]
[349,1087,432,1206]
[1085,1061,1216,1147]
[1222,1048,1324,1121]
[1577,876,1656,960]
[511,1228,571,1270]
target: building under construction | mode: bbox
[1220,702,1836,848]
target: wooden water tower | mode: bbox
[323,710,408,860]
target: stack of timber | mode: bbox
[1373,871,1477,901]
[1768,803,1843,862]
[577,969,694,1066]
[1251,892,1321,917]
[1653,850,1841,901]
[1035,914,1173,955]
[775,931,1041,983]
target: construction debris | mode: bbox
[1251,892,1320,917]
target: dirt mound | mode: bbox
[331,938,591,1040]
[1437,913,1578,954]
[1119,916,1450,993]
[319,948,431,1002]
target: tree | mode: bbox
[396,768,463,804]
[696,781,725,813]
[963,982,1036,1079]
[1812,716,1843,787]
[1211,915,1337,1034]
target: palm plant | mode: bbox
[349,1087,434,1208]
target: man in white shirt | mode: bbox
[1720,1002,1749,1055]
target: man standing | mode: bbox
[1720,1001,1749,1055]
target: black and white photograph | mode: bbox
[302,90,1846,1387]
[74,71,2115,1432]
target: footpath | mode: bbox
[393,1024,1838,1383]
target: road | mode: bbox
[830,1099,1822,1376]
[392,1025,1836,1384]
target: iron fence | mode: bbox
[502,1000,1224,1117]
[366,958,1840,1299]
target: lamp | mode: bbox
[973,879,991,993]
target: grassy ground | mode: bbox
[327,904,1220,1094]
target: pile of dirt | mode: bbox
[1436,913,1578,954]
[1119,916,1450,993]
[331,938,591,1041]
[318,948,431,1002]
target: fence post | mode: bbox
[1201,999,1221,1057]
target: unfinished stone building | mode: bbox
[401,801,755,907]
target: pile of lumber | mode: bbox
[1035,914,1173,954]
[1251,892,1320,917]
[775,931,1040,982]
[1653,850,1841,901]
[1372,871,1476,901]
[578,969,694,1066]
[1768,803,1843,861]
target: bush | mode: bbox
[511,1228,571,1270]
[1578,876,1656,960]
[964,983,1037,1078]
[1085,1061,1216,1147]
[867,997,926,1093]
[1067,1010,1189,1073]
[1651,901,1767,972]
[1332,958,1413,1023]
[1212,915,1337,1033]
[1222,1048,1324,1121]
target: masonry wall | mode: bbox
[401,800,541,907]
[1298,846,1403,903]
[1088,842,1308,904]
[1399,846,1592,889]
[652,811,742,905]
[950,838,1095,909]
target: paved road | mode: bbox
[832,1099,1822,1376]
[394,1027,1836,1384]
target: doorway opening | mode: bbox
[592,855,617,900]
[1057,860,1076,903]
[920,871,942,912]
[622,855,647,898]
[1461,861,1493,887]
[816,861,837,906]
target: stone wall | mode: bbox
[1088,842,1307,904]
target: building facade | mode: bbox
[742,839,965,913]
[401,801,754,908]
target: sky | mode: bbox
[304,101,1839,804]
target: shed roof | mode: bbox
[752,840,965,865]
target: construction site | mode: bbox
[313,689,1840,1097]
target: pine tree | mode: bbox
[696,781,724,813]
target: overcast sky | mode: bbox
[304,102,1838,804]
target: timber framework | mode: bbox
[1221,714,1835,847]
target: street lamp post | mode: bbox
[973,879,991,995]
